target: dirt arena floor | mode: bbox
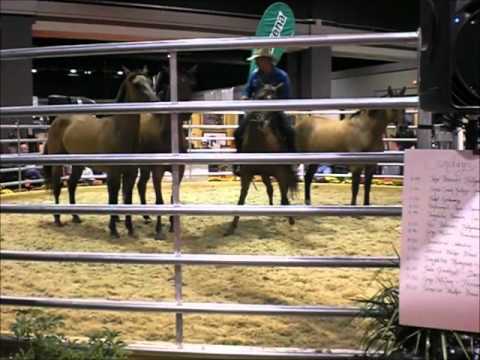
[0,180,402,350]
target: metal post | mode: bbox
[16,121,22,191]
[169,51,183,346]
[416,28,433,149]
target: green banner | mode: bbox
[248,2,296,75]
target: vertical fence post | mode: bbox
[16,121,22,190]
[169,51,184,346]
[416,28,433,150]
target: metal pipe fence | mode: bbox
[0,31,418,357]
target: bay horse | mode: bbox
[136,65,197,240]
[43,67,158,238]
[225,83,298,236]
[295,86,406,206]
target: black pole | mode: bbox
[464,117,479,153]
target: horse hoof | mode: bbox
[143,217,152,224]
[305,200,311,206]
[288,217,295,225]
[155,232,166,241]
[54,221,64,227]
[110,232,120,239]
[72,216,82,224]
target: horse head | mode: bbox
[366,85,407,127]
[157,64,197,101]
[254,81,283,100]
[115,66,158,103]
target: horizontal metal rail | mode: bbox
[188,148,237,153]
[0,124,50,129]
[126,343,369,360]
[0,165,42,173]
[0,32,418,60]
[0,296,376,317]
[187,136,415,144]
[0,152,404,165]
[0,251,399,268]
[0,97,419,117]
[0,178,45,187]
[0,204,402,216]
[382,138,417,142]
[0,138,45,144]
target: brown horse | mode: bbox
[295,86,406,206]
[225,83,298,236]
[43,67,158,237]
[136,65,196,240]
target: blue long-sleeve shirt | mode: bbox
[242,67,291,99]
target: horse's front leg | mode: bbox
[107,171,121,238]
[363,165,376,205]
[350,167,362,205]
[304,164,318,205]
[278,171,295,225]
[68,166,84,223]
[137,166,152,223]
[225,173,253,236]
[152,166,166,240]
[52,166,64,226]
[122,167,138,237]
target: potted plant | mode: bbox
[356,279,479,360]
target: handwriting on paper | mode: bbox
[400,150,480,333]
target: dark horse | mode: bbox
[136,65,197,240]
[225,83,298,236]
[43,67,158,237]
[296,86,407,206]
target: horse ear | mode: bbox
[274,82,284,91]
[387,86,393,97]
[142,65,149,74]
[121,65,130,75]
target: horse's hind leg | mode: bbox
[261,175,274,205]
[137,166,152,223]
[68,166,83,223]
[107,171,121,238]
[363,165,376,206]
[225,173,253,236]
[52,166,64,226]
[123,167,138,237]
[304,164,318,205]
[351,167,362,205]
[278,171,295,225]
[152,167,166,240]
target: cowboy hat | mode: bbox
[246,48,276,62]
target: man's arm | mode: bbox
[241,72,256,99]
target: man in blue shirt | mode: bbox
[234,48,296,155]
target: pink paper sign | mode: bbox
[400,150,480,333]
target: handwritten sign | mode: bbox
[400,150,480,333]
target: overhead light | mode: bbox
[116,70,124,76]
[412,80,418,85]
[167,54,171,58]
[84,70,93,75]
[69,69,78,74]
[31,69,37,73]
